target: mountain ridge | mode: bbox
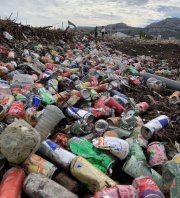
[78,18,180,39]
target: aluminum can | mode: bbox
[23,173,77,198]
[89,75,98,86]
[39,139,76,170]
[121,113,137,129]
[128,75,141,86]
[70,156,117,193]
[82,81,91,87]
[94,119,109,133]
[169,91,180,104]
[108,126,131,138]
[24,154,57,178]
[141,115,170,140]
[93,185,137,198]
[107,117,120,127]
[65,107,94,123]
[63,95,80,107]
[103,131,119,138]
[0,167,25,198]
[113,95,129,107]
[6,101,25,123]
[123,155,152,178]
[111,90,128,100]
[133,176,164,198]
[147,142,168,166]
[70,120,92,135]
[136,102,149,114]
[92,83,109,93]
[130,142,146,161]
[86,107,114,118]
[104,97,125,113]
[32,95,41,109]
[93,136,129,160]
[90,89,99,100]
[54,91,70,103]
[80,89,91,99]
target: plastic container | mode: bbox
[35,105,65,141]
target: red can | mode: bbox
[128,75,141,86]
[7,101,25,122]
[21,85,33,95]
[136,102,149,113]
[93,185,137,198]
[91,83,109,93]
[133,176,164,198]
[45,63,55,70]
[104,97,125,113]
[147,142,168,166]
[94,96,115,117]
[89,76,98,86]
[61,71,71,77]
[0,167,25,198]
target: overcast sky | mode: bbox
[0,0,180,28]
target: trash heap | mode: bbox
[0,19,179,198]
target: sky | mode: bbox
[0,0,180,28]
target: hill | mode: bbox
[78,18,180,39]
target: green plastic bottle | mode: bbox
[15,94,27,101]
[128,65,139,76]
[38,87,55,105]
[69,137,114,173]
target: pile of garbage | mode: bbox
[0,19,179,198]
[108,37,180,81]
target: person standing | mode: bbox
[94,26,98,38]
[101,26,106,39]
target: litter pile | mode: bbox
[0,19,179,198]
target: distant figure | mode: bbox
[94,26,98,38]
[101,26,106,39]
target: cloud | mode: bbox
[158,6,180,18]
[0,0,179,27]
[123,0,149,5]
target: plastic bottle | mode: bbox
[35,105,65,141]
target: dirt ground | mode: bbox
[108,38,180,70]
[107,37,180,144]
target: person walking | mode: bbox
[101,26,106,39]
